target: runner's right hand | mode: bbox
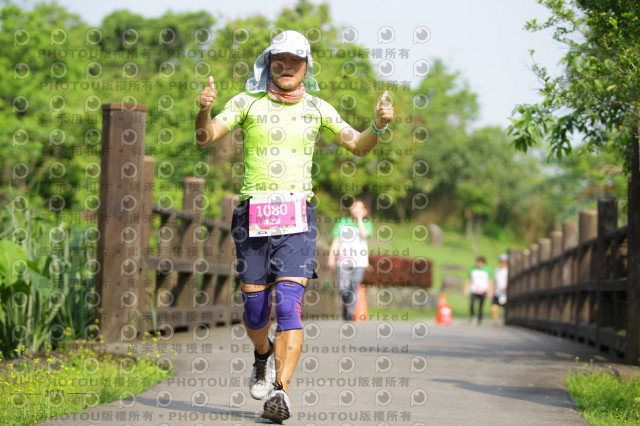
[200,76,218,109]
[327,256,336,272]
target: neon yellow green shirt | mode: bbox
[215,92,349,201]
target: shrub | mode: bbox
[363,255,432,288]
[0,207,96,360]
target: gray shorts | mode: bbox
[337,265,366,299]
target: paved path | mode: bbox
[39,320,624,426]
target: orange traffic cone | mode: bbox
[436,294,453,325]
[353,284,368,322]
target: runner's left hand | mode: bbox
[374,91,394,129]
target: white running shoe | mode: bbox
[261,383,291,424]
[250,340,275,400]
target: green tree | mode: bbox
[0,3,219,214]
[508,0,640,364]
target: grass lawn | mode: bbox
[368,291,498,321]
[0,337,173,426]
[374,221,525,288]
[566,361,640,425]
[361,221,525,321]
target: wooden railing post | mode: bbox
[156,212,177,309]
[576,210,597,332]
[578,210,597,281]
[507,248,518,281]
[538,239,551,261]
[201,212,219,318]
[627,125,640,365]
[563,222,579,250]
[538,238,551,290]
[176,178,204,316]
[550,230,563,288]
[562,222,578,286]
[529,243,539,294]
[505,248,522,325]
[596,198,618,349]
[514,249,524,292]
[137,155,155,332]
[530,244,540,267]
[550,231,563,258]
[537,238,551,321]
[96,103,147,343]
[522,249,531,295]
[550,231,562,323]
[527,243,538,295]
[219,194,240,323]
[561,222,579,326]
[523,250,531,270]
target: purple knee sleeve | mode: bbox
[243,287,272,330]
[275,281,305,331]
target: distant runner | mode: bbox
[464,256,494,326]
[491,254,509,325]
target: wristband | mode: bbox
[371,119,387,134]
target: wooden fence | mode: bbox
[506,198,630,357]
[95,103,340,342]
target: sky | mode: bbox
[30,0,565,129]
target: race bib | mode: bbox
[248,192,308,237]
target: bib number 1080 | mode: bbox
[256,203,288,217]
[248,192,307,237]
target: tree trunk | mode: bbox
[472,216,483,255]
[465,208,473,239]
[627,124,640,365]
[397,202,406,223]
[1,161,9,187]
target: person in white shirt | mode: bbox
[464,256,494,325]
[327,199,373,321]
[492,254,509,325]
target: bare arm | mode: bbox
[489,278,495,300]
[195,76,231,147]
[356,218,369,239]
[333,125,380,157]
[333,91,394,157]
[327,236,340,271]
[351,204,370,239]
[196,115,229,147]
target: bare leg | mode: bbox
[242,282,273,354]
[491,304,500,325]
[274,329,303,393]
[273,277,307,393]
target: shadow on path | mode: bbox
[432,378,579,410]
[403,325,614,364]
[134,396,260,421]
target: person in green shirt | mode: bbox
[464,256,494,325]
[327,199,373,321]
[195,30,393,424]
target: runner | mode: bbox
[195,30,393,423]
[327,199,373,321]
[464,256,494,326]
[491,254,509,325]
